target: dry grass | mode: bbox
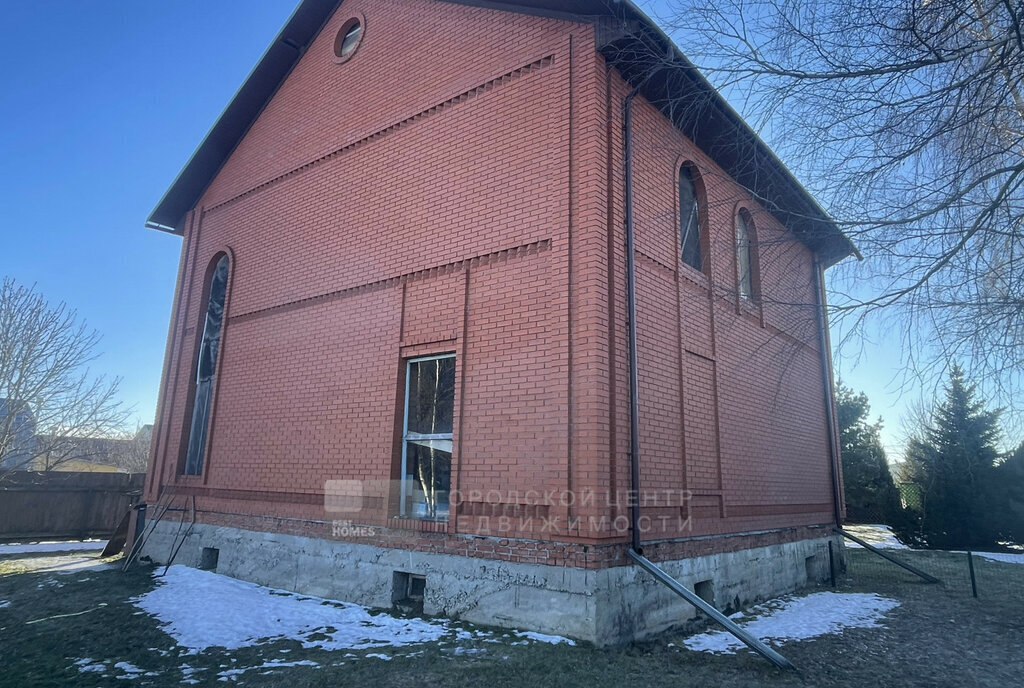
[0,549,1021,687]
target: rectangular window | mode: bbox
[401,354,456,520]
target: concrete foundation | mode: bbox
[139,521,842,645]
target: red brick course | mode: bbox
[145,0,839,566]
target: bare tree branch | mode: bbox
[0,277,131,478]
[654,0,1024,423]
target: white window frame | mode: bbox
[400,353,456,519]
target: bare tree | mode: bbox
[0,277,130,477]
[654,0,1024,415]
[111,424,153,473]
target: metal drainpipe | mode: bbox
[623,84,644,553]
[619,75,797,671]
[813,258,844,527]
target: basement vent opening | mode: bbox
[392,571,426,614]
[805,554,823,583]
[694,579,715,607]
[199,547,219,571]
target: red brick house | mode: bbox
[139,0,855,644]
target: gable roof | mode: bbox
[146,0,857,267]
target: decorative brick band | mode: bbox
[204,55,556,216]
[228,238,551,324]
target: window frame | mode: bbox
[399,352,456,521]
[332,14,366,64]
[180,251,232,478]
[734,208,762,311]
[677,162,709,278]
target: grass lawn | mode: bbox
[0,548,1022,687]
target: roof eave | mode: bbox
[593,6,857,266]
[146,0,341,233]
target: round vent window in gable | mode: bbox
[333,17,364,63]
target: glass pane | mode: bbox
[679,168,703,272]
[197,255,229,382]
[406,441,451,520]
[340,22,362,57]
[184,378,213,475]
[406,357,455,435]
[737,215,753,299]
[184,254,229,475]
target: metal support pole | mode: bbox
[967,550,978,598]
[839,528,941,584]
[627,550,796,671]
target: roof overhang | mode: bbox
[146,0,857,266]
[145,0,341,233]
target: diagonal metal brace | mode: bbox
[627,549,796,671]
[838,528,941,584]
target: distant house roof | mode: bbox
[146,0,857,267]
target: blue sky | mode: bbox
[0,1,932,457]
[0,1,299,429]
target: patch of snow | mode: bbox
[75,659,107,673]
[683,592,899,654]
[114,662,146,680]
[967,551,1024,565]
[365,653,392,661]
[843,524,910,550]
[217,668,246,680]
[0,600,10,608]
[215,658,320,681]
[260,659,319,670]
[514,630,576,646]
[134,565,449,652]
[0,540,105,555]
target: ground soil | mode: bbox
[0,548,1020,687]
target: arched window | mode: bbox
[183,254,230,475]
[678,165,704,272]
[736,211,757,300]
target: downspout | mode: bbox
[623,85,644,553]
[812,258,844,528]
[620,75,795,671]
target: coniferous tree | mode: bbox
[836,385,902,525]
[992,442,1024,546]
[902,365,1002,549]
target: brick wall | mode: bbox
[145,0,838,566]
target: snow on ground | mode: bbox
[843,524,910,550]
[0,600,10,608]
[683,592,900,655]
[514,630,576,646]
[0,540,105,555]
[967,551,1024,565]
[74,659,107,674]
[133,565,577,665]
[135,565,448,653]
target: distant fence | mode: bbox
[0,471,144,542]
